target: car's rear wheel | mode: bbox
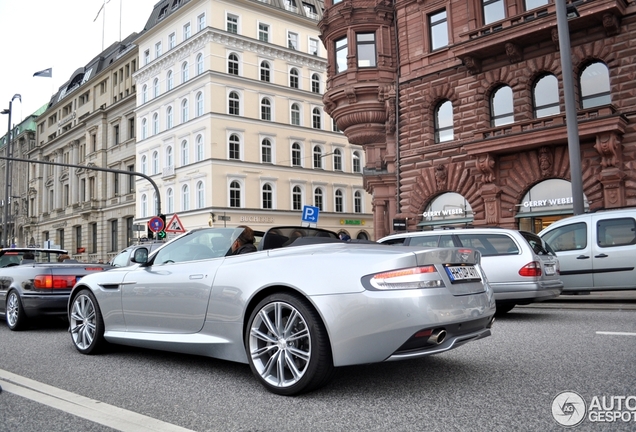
[495,303,516,315]
[246,293,334,396]
[6,291,26,331]
[69,289,105,354]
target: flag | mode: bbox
[33,68,52,78]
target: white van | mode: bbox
[539,208,636,293]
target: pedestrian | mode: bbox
[231,225,257,255]
[58,254,70,262]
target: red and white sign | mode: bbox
[165,214,186,233]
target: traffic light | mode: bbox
[146,223,154,240]
[157,214,167,240]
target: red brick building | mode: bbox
[319,0,636,239]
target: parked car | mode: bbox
[539,208,636,293]
[378,228,563,314]
[68,226,495,395]
[0,248,111,330]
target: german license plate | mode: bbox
[545,265,555,276]
[445,265,480,282]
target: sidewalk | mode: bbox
[519,290,636,310]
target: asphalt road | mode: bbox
[1,297,635,432]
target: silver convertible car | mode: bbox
[68,226,496,395]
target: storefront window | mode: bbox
[419,193,473,229]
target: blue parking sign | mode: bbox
[302,205,320,224]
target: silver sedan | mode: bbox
[68,226,496,395]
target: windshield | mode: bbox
[152,228,245,265]
[0,250,68,267]
[520,231,555,255]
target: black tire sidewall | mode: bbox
[70,289,105,354]
[245,293,330,396]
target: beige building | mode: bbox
[30,34,140,262]
[134,0,373,239]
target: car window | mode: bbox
[380,238,406,246]
[456,234,519,256]
[439,235,455,247]
[408,236,439,247]
[520,231,554,255]
[153,229,237,265]
[111,248,132,267]
[541,222,587,252]
[597,217,636,247]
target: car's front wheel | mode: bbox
[69,289,105,354]
[246,293,334,396]
[6,291,26,331]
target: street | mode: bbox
[1,296,635,432]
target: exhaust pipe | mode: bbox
[427,329,447,345]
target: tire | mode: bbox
[495,303,516,315]
[6,291,27,331]
[69,289,105,354]
[246,293,334,396]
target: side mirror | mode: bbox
[131,247,149,264]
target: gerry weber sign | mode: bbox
[422,208,465,218]
[522,197,573,208]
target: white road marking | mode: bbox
[596,331,636,336]
[0,368,194,432]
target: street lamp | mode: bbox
[555,2,584,215]
[1,94,21,247]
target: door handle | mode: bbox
[576,255,590,259]
[594,254,608,258]
[190,274,204,280]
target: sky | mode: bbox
[0,0,159,126]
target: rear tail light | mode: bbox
[518,261,542,277]
[369,266,444,290]
[34,275,77,289]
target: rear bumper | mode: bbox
[492,281,563,303]
[21,293,70,317]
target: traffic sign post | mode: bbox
[165,214,186,233]
[148,216,164,233]
[301,205,320,227]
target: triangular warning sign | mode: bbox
[165,214,186,233]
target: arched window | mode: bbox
[152,151,159,174]
[229,134,240,160]
[166,106,173,129]
[260,61,271,82]
[142,84,148,103]
[181,61,189,83]
[229,181,241,208]
[153,78,160,98]
[580,62,611,109]
[533,74,560,118]
[491,85,514,126]
[333,149,342,171]
[261,98,271,121]
[182,184,190,211]
[313,146,323,169]
[141,194,148,217]
[291,103,301,125]
[311,73,320,93]
[152,113,159,135]
[262,183,273,209]
[141,155,147,174]
[434,100,454,143]
[312,108,321,129]
[181,140,189,166]
[181,99,189,123]
[166,70,173,91]
[196,53,204,75]
[354,191,362,213]
[335,189,344,212]
[166,188,174,213]
[289,68,299,88]
[195,135,204,162]
[292,142,302,167]
[141,118,148,139]
[228,53,239,75]
[196,181,204,209]
[196,92,204,117]
[166,146,173,167]
[229,91,240,115]
[352,151,361,173]
[314,188,324,211]
[152,192,158,215]
[292,186,302,210]
[261,138,272,163]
